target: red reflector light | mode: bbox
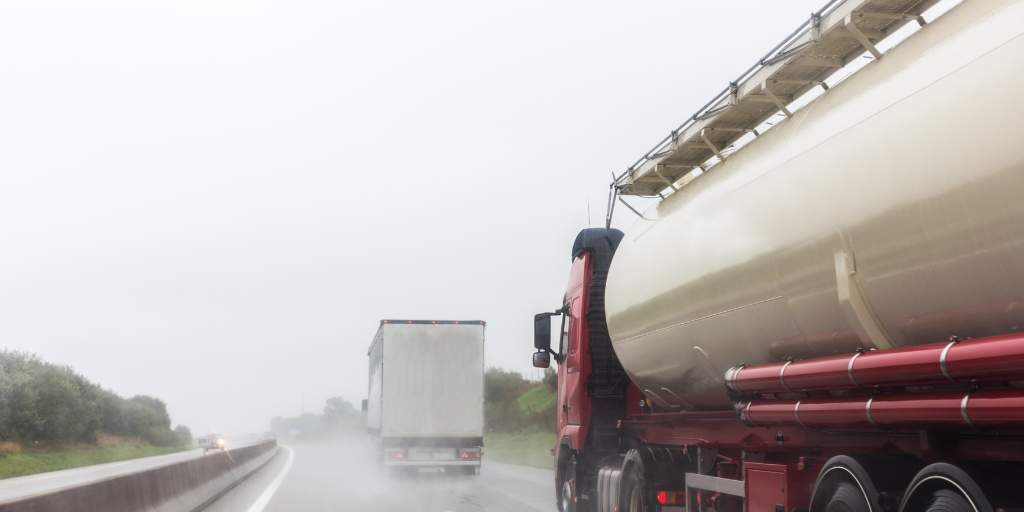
[657,491,680,505]
[408,321,412,324]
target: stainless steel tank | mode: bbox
[605,0,1024,411]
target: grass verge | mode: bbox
[0,444,189,480]
[484,431,556,469]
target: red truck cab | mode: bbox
[533,228,639,511]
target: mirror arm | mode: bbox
[548,348,562,364]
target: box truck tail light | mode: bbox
[384,451,404,459]
[657,491,682,505]
[461,452,480,459]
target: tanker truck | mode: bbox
[531,0,1024,511]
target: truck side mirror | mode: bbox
[361,399,368,411]
[533,351,550,368]
[534,313,552,351]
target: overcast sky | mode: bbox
[0,0,823,434]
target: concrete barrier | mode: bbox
[0,440,278,512]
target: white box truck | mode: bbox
[367,320,485,476]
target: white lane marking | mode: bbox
[245,447,294,512]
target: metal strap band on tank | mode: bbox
[744,402,759,427]
[865,396,880,429]
[940,341,959,383]
[961,390,978,429]
[780,360,795,393]
[794,400,806,428]
[726,366,740,391]
[848,352,866,389]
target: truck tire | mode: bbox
[561,456,577,512]
[922,490,973,512]
[824,482,870,512]
[621,465,649,512]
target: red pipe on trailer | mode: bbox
[725,333,1024,394]
[741,388,1024,430]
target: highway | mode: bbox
[0,437,264,504]
[204,439,558,512]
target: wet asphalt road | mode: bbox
[204,440,558,512]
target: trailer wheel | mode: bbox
[921,489,973,512]
[824,482,871,512]
[899,464,994,512]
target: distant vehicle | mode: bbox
[197,434,226,455]
[367,320,485,476]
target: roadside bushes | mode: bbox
[484,367,556,433]
[0,350,188,447]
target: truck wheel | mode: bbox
[899,463,995,512]
[922,489,973,512]
[561,457,577,512]
[621,465,648,512]
[824,482,870,512]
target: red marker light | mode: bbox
[432,321,435,324]
[455,321,459,324]
[656,492,679,505]
[382,320,388,323]
[408,321,412,324]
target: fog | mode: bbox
[0,0,822,434]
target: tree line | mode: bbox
[0,350,190,447]
[270,396,363,441]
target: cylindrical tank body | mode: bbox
[605,0,1024,412]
